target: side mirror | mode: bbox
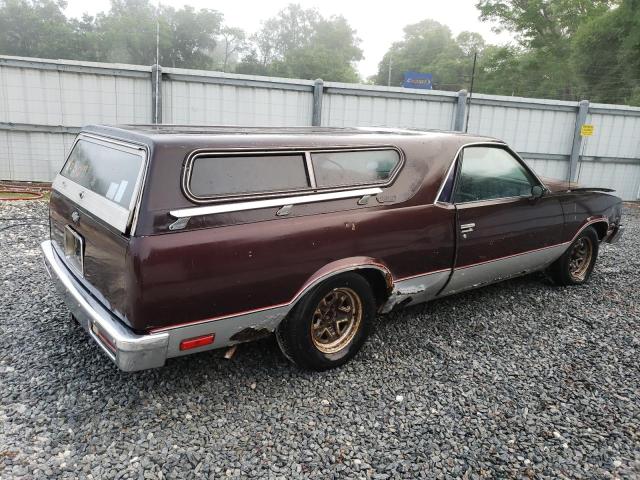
[531,185,546,199]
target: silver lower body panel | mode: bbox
[440,243,568,296]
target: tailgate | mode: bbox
[49,134,147,325]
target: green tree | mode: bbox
[94,0,223,68]
[475,0,616,100]
[474,45,524,95]
[572,0,640,105]
[236,4,362,82]
[373,20,483,90]
[476,0,612,48]
[216,27,247,72]
[161,5,223,69]
[0,0,236,70]
[93,0,157,65]
[456,31,486,57]
[0,0,86,60]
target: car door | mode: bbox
[440,145,564,295]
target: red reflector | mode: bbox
[180,334,215,351]
[91,324,116,353]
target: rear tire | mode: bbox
[276,273,375,371]
[548,226,599,286]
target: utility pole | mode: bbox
[155,16,160,68]
[154,2,161,124]
[464,51,477,133]
[387,55,392,87]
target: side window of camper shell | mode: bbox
[186,148,402,201]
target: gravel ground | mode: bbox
[1,200,639,479]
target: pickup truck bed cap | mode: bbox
[81,124,501,148]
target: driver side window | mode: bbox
[454,147,537,203]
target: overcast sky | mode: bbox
[64,0,513,78]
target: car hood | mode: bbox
[540,177,572,193]
[540,176,616,194]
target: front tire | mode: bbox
[276,273,375,371]
[549,226,599,286]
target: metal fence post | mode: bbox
[453,90,467,132]
[151,64,163,124]
[568,99,590,182]
[312,79,324,127]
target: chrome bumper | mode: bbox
[41,240,169,371]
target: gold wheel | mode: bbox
[568,236,594,281]
[310,287,362,354]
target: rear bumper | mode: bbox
[41,240,169,372]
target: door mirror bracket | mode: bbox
[530,185,546,200]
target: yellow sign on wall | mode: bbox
[580,124,595,137]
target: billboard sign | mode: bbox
[402,71,433,90]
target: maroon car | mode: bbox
[41,126,624,371]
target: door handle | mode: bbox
[460,223,475,234]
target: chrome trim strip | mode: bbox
[395,267,450,282]
[169,187,383,218]
[455,195,532,206]
[80,132,147,151]
[181,145,405,204]
[304,151,317,188]
[41,240,169,371]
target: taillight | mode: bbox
[179,334,215,351]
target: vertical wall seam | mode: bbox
[568,100,590,183]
